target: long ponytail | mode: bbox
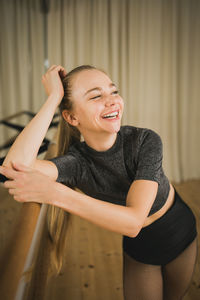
[46,120,80,278]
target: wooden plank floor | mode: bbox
[45,180,200,300]
[0,180,200,299]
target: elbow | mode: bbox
[127,231,139,238]
[126,224,142,238]
[124,208,144,238]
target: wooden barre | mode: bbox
[0,136,58,300]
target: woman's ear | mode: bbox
[62,110,79,126]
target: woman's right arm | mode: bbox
[2,65,66,180]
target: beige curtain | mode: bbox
[0,0,200,182]
[0,0,45,150]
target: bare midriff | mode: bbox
[142,183,175,228]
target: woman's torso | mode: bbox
[142,183,175,227]
[50,125,172,219]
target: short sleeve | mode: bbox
[135,129,163,184]
[48,154,80,188]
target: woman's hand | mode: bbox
[0,162,56,204]
[42,65,67,103]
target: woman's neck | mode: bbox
[82,131,118,152]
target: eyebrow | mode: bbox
[84,83,116,96]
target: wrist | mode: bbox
[48,92,63,101]
[46,94,63,110]
[48,181,71,208]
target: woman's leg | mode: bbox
[162,237,198,300]
[123,251,163,300]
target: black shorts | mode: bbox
[123,188,197,265]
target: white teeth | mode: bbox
[103,111,118,118]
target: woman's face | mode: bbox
[66,69,124,135]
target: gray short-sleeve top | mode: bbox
[49,125,170,216]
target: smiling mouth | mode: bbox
[102,110,119,119]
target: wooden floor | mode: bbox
[0,180,200,299]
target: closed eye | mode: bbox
[90,90,118,100]
[112,90,119,95]
[90,95,101,100]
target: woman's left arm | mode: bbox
[0,163,157,238]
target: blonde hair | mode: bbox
[46,65,96,279]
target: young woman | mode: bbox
[0,65,198,299]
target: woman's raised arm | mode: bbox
[2,65,66,178]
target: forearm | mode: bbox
[51,183,140,237]
[3,95,59,168]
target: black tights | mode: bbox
[123,238,198,300]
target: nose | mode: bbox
[105,95,116,107]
